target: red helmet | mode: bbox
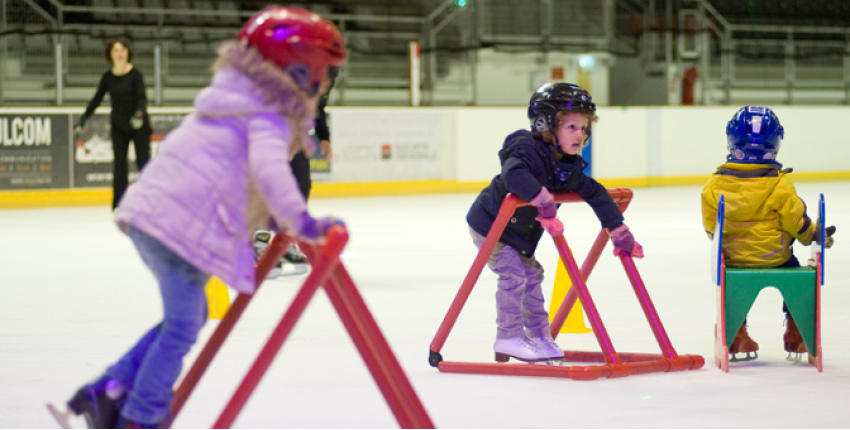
[239,6,345,93]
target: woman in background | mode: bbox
[78,37,152,209]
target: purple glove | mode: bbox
[296,212,346,240]
[530,188,556,218]
[608,223,644,258]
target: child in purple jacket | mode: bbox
[50,7,346,429]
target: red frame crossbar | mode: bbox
[169,227,434,428]
[429,188,704,380]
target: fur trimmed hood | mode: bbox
[200,40,319,155]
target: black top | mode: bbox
[313,77,336,141]
[467,129,623,257]
[82,67,150,133]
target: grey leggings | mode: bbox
[470,227,551,339]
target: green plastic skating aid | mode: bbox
[724,267,817,354]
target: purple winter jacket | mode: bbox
[115,67,308,294]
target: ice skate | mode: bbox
[253,232,308,278]
[784,318,808,361]
[494,336,550,363]
[530,334,564,364]
[253,231,282,279]
[48,376,125,429]
[280,243,309,276]
[729,324,759,362]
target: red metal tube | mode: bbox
[561,351,671,363]
[548,229,610,340]
[552,234,620,364]
[429,196,518,353]
[168,234,292,425]
[684,354,705,370]
[438,361,612,381]
[324,265,435,428]
[618,252,678,359]
[214,231,345,429]
[615,359,670,376]
[548,190,627,340]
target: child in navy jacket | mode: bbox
[467,83,643,363]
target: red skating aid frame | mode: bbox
[428,188,704,380]
[169,227,434,429]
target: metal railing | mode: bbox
[632,0,850,105]
[1,0,616,106]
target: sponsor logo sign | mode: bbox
[0,115,70,189]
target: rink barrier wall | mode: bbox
[1,106,849,208]
[5,170,850,209]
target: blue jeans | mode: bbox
[106,226,209,425]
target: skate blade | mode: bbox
[786,352,803,361]
[278,263,309,277]
[729,351,758,362]
[46,403,72,429]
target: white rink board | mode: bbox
[328,105,850,183]
[329,110,443,182]
[2,105,849,186]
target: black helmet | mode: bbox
[528,83,595,134]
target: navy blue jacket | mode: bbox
[467,130,624,257]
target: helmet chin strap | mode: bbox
[550,137,565,158]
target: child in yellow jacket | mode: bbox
[701,106,836,357]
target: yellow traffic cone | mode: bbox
[205,276,231,320]
[548,257,592,333]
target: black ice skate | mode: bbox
[253,231,282,279]
[253,232,308,278]
[280,243,309,276]
[47,376,125,429]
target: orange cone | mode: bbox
[548,257,592,333]
[205,276,231,320]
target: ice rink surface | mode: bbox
[2,182,849,428]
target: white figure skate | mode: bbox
[530,334,564,362]
[494,336,550,363]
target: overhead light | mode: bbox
[578,55,595,70]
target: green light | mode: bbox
[455,0,467,7]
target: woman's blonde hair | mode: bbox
[212,40,318,157]
[532,110,599,148]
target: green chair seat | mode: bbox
[724,267,817,355]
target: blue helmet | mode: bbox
[528,82,595,134]
[726,106,784,163]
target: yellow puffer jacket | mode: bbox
[701,162,817,267]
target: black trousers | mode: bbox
[112,127,151,209]
[290,149,311,200]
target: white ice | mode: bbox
[1,183,849,428]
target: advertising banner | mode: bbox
[330,111,441,182]
[0,108,333,191]
[72,113,331,187]
[0,114,70,189]
[71,113,184,188]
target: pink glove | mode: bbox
[530,188,556,218]
[608,223,644,258]
[537,216,564,236]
